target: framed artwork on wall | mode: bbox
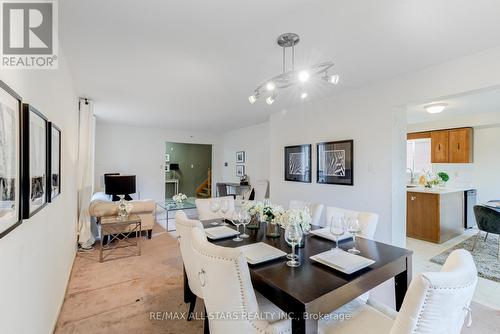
[317,140,354,186]
[48,122,61,201]
[22,104,49,218]
[0,81,23,239]
[236,151,245,163]
[284,144,311,183]
[236,164,245,177]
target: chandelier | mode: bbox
[249,33,340,105]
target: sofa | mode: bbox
[89,192,155,239]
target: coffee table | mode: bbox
[100,214,142,262]
[158,197,197,231]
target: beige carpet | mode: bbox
[55,224,499,333]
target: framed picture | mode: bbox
[0,81,22,239]
[236,151,245,163]
[284,144,311,183]
[22,104,48,218]
[165,153,170,163]
[236,165,245,177]
[317,140,354,186]
[48,123,61,201]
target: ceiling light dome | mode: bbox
[425,103,448,114]
[249,33,339,105]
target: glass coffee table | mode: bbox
[158,197,197,231]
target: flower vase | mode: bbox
[265,219,281,238]
[247,215,260,230]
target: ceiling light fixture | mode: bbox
[424,103,448,114]
[248,33,339,105]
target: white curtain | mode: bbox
[77,99,96,248]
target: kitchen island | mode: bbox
[406,186,466,243]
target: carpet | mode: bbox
[430,233,500,283]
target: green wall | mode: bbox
[165,142,212,198]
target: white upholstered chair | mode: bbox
[175,211,205,320]
[325,207,379,239]
[253,180,269,201]
[195,196,235,220]
[190,227,291,334]
[319,249,478,334]
[289,200,325,227]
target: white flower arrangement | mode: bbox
[242,200,264,217]
[173,193,188,203]
[278,208,312,232]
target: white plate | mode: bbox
[237,242,287,265]
[310,228,352,242]
[310,249,375,274]
[205,226,240,240]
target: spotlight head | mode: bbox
[266,94,276,105]
[300,92,308,99]
[298,70,310,83]
[266,82,276,91]
[329,74,340,85]
[248,95,258,104]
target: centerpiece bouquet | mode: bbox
[173,193,188,204]
[261,203,284,238]
[278,208,312,233]
[242,201,264,229]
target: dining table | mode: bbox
[187,220,413,334]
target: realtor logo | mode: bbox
[1,0,58,69]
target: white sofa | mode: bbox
[89,192,155,238]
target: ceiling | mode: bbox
[60,0,500,131]
[407,86,500,124]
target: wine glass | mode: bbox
[240,211,250,238]
[232,210,243,242]
[209,199,220,226]
[347,218,361,254]
[285,223,303,267]
[220,199,230,226]
[329,216,345,252]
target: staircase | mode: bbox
[195,168,212,198]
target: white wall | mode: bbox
[221,122,270,185]
[0,52,79,333]
[94,121,223,204]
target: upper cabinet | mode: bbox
[431,130,449,163]
[408,127,473,163]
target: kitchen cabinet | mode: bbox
[431,130,449,163]
[449,128,473,163]
[407,190,464,243]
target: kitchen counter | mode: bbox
[406,185,473,194]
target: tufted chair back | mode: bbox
[289,200,325,227]
[390,249,478,334]
[325,207,379,239]
[175,211,205,298]
[195,196,235,220]
[190,228,275,333]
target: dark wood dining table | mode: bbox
[191,220,413,334]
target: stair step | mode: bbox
[197,193,210,198]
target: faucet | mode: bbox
[407,168,415,184]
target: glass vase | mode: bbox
[265,219,281,238]
[247,214,260,230]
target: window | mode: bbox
[407,139,431,174]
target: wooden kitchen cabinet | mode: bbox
[449,128,473,163]
[431,130,449,163]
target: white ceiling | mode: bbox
[60,0,500,131]
[407,86,500,124]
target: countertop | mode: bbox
[406,185,474,194]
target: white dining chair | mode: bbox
[325,207,379,239]
[190,227,291,334]
[253,180,269,201]
[289,200,324,227]
[195,196,235,220]
[174,211,205,320]
[319,249,478,334]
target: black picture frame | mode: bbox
[22,104,49,218]
[0,81,23,239]
[236,151,245,163]
[317,140,354,186]
[284,144,311,183]
[47,122,61,202]
[236,165,245,177]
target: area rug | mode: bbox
[430,234,500,283]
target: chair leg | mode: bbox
[187,296,196,321]
[204,307,210,334]
[471,231,481,252]
[485,232,489,241]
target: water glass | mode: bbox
[232,210,243,242]
[347,218,361,254]
[220,199,230,226]
[240,211,250,238]
[329,216,345,251]
[285,223,303,267]
[209,199,220,225]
